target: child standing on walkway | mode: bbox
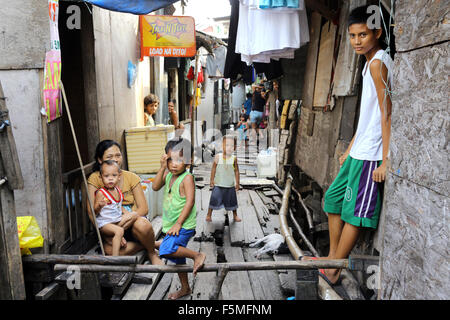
[94,160,126,256]
[152,138,206,300]
[237,113,249,146]
[303,5,393,286]
[206,135,241,222]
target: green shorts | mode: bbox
[324,156,382,229]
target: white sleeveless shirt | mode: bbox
[96,187,124,229]
[214,154,236,188]
[349,49,393,161]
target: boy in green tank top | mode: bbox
[152,138,206,300]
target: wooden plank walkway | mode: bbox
[122,147,293,300]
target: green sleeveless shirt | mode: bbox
[162,171,196,233]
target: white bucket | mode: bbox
[256,148,277,178]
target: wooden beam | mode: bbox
[0,82,23,190]
[35,282,63,300]
[0,82,26,300]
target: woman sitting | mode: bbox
[87,140,163,265]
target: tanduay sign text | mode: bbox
[140,15,196,59]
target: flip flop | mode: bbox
[318,271,342,286]
[301,256,326,275]
[302,256,342,286]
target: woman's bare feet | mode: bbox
[168,287,191,300]
[193,252,206,276]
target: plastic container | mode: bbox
[140,174,164,220]
[125,125,175,173]
[256,147,277,178]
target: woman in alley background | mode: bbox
[144,94,185,132]
[87,140,163,265]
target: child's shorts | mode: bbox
[159,228,196,264]
[209,186,238,211]
[238,128,247,141]
[324,156,382,229]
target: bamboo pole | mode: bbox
[22,254,138,265]
[60,81,105,256]
[279,176,304,259]
[54,259,349,273]
[292,186,314,231]
[289,209,320,257]
[278,174,342,300]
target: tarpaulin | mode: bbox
[84,0,180,15]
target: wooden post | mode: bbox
[60,81,105,256]
[209,266,229,300]
[0,81,26,300]
[189,50,200,173]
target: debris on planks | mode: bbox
[263,189,279,197]
[240,177,275,187]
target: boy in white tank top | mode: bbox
[206,135,242,223]
[303,5,393,286]
[94,160,127,256]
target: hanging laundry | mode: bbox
[83,0,179,15]
[187,60,204,84]
[235,0,309,65]
[206,45,227,77]
[260,0,301,9]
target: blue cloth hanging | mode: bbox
[271,0,286,8]
[84,0,180,15]
[259,0,272,9]
[286,0,299,8]
[260,0,299,9]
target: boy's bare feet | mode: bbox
[233,215,242,222]
[193,252,206,276]
[168,287,191,300]
[149,252,164,265]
